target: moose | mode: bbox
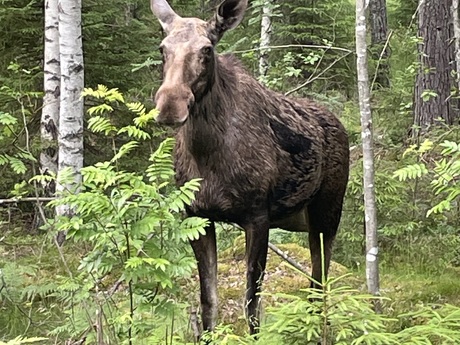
[150,0,349,335]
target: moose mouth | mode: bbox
[156,115,188,128]
[154,88,194,128]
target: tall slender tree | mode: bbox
[356,0,380,300]
[414,0,455,131]
[369,0,390,88]
[258,0,273,79]
[56,0,84,244]
[41,0,60,188]
[452,0,460,96]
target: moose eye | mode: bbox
[202,46,213,56]
[159,46,164,55]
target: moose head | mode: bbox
[151,0,248,126]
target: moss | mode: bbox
[216,241,349,326]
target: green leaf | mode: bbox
[0,111,17,125]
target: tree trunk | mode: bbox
[356,0,380,301]
[369,0,390,88]
[259,0,273,79]
[414,0,455,131]
[452,0,460,96]
[41,0,60,189]
[56,0,84,245]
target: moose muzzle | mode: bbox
[155,85,195,127]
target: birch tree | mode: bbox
[259,0,273,78]
[56,0,84,244]
[356,0,380,299]
[41,0,60,187]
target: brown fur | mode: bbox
[151,0,349,336]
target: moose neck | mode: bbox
[182,54,237,157]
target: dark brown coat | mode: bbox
[151,0,349,336]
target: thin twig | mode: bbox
[370,30,393,91]
[268,242,312,279]
[124,231,134,345]
[231,44,353,55]
[284,52,352,96]
[0,197,56,205]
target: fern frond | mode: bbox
[0,154,10,165]
[29,174,55,184]
[9,156,27,174]
[178,217,209,241]
[117,125,151,140]
[82,85,124,103]
[147,138,176,182]
[133,108,159,128]
[427,200,451,217]
[440,140,460,155]
[111,141,139,162]
[87,116,116,135]
[87,103,114,116]
[126,102,146,116]
[393,163,428,181]
[0,111,17,125]
[418,139,434,154]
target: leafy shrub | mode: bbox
[202,273,460,345]
[30,87,208,343]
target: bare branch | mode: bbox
[284,52,352,96]
[0,197,56,205]
[268,242,312,279]
[232,44,353,55]
[370,30,393,91]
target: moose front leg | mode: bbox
[244,218,270,334]
[190,222,218,333]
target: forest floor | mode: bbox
[1,232,460,340]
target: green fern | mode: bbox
[87,103,114,116]
[8,156,27,174]
[395,139,460,218]
[178,217,209,241]
[126,101,146,116]
[117,125,151,140]
[0,111,17,125]
[393,163,428,181]
[111,141,139,162]
[87,115,116,134]
[440,140,460,155]
[146,137,176,182]
[133,108,159,128]
[82,84,124,103]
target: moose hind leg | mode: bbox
[307,195,344,289]
[190,222,218,332]
[244,217,270,334]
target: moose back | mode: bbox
[150,0,349,335]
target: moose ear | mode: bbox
[151,0,179,33]
[208,0,248,44]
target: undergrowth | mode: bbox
[1,85,460,343]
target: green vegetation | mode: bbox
[1,0,460,343]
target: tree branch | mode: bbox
[0,197,56,205]
[284,52,352,96]
[268,242,312,279]
[232,44,353,55]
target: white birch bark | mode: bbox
[41,0,60,182]
[56,0,84,243]
[356,0,380,297]
[258,0,272,78]
[453,0,460,93]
